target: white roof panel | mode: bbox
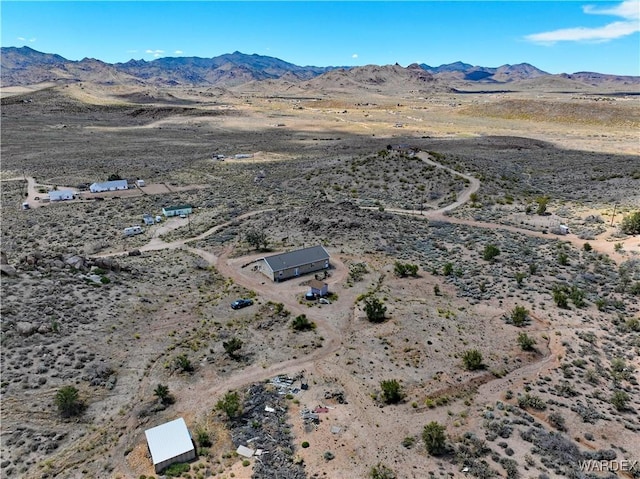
[144,417,194,465]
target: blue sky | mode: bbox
[2,1,639,75]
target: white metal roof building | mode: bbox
[48,190,74,201]
[89,179,128,193]
[261,245,330,281]
[144,417,196,473]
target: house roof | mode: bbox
[90,180,128,189]
[163,205,192,212]
[309,279,327,290]
[48,190,74,196]
[144,417,194,466]
[263,245,330,272]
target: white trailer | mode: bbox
[123,225,144,237]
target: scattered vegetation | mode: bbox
[291,314,316,331]
[393,261,419,277]
[222,337,244,359]
[245,228,269,251]
[422,421,447,456]
[370,463,396,479]
[483,243,501,262]
[153,383,174,406]
[216,391,241,420]
[461,349,484,371]
[517,332,536,351]
[380,379,405,404]
[363,296,387,323]
[54,385,84,418]
[620,211,640,235]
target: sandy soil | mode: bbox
[1,80,639,479]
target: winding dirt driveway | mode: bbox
[97,151,635,415]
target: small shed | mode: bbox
[559,225,570,235]
[261,245,330,282]
[48,190,74,201]
[162,205,193,217]
[136,179,146,187]
[308,279,329,297]
[143,214,155,226]
[145,417,196,474]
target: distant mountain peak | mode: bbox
[1,46,637,89]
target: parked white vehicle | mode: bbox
[123,225,144,237]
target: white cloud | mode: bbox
[174,50,183,54]
[352,53,358,59]
[17,36,36,43]
[145,49,165,57]
[525,0,640,44]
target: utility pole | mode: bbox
[611,204,617,227]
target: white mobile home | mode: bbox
[145,418,196,473]
[48,190,74,201]
[162,205,193,217]
[89,180,128,193]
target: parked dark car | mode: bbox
[231,298,253,310]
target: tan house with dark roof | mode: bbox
[260,245,330,282]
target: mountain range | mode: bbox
[1,46,638,90]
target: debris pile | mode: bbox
[230,383,306,479]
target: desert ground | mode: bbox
[1,79,639,479]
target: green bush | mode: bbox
[611,390,630,411]
[223,337,243,358]
[422,421,447,456]
[462,349,484,371]
[364,297,387,323]
[380,379,404,404]
[518,393,547,411]
[509,305,529,327]
[483,244,501,262]
[301,441,310,448]
[370,463,396,479]
[552,286,569,309]
[174,354,194,372]
[164,462,190,477]
[620,211,640,235]
[216,391,241,420]
[394,261,419,278]
[291,314,316,331]
[55,385,84,418]
[517,332,536,351]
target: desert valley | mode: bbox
[1,47,639,479]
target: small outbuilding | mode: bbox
[261,245,330,282]
[48,190,74,201]
[89,179,128,193]
[136,179,146,187]
[143,214,155,226]
[145,417,196,474]
[162,205,193,217]
[308,279,329,297]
